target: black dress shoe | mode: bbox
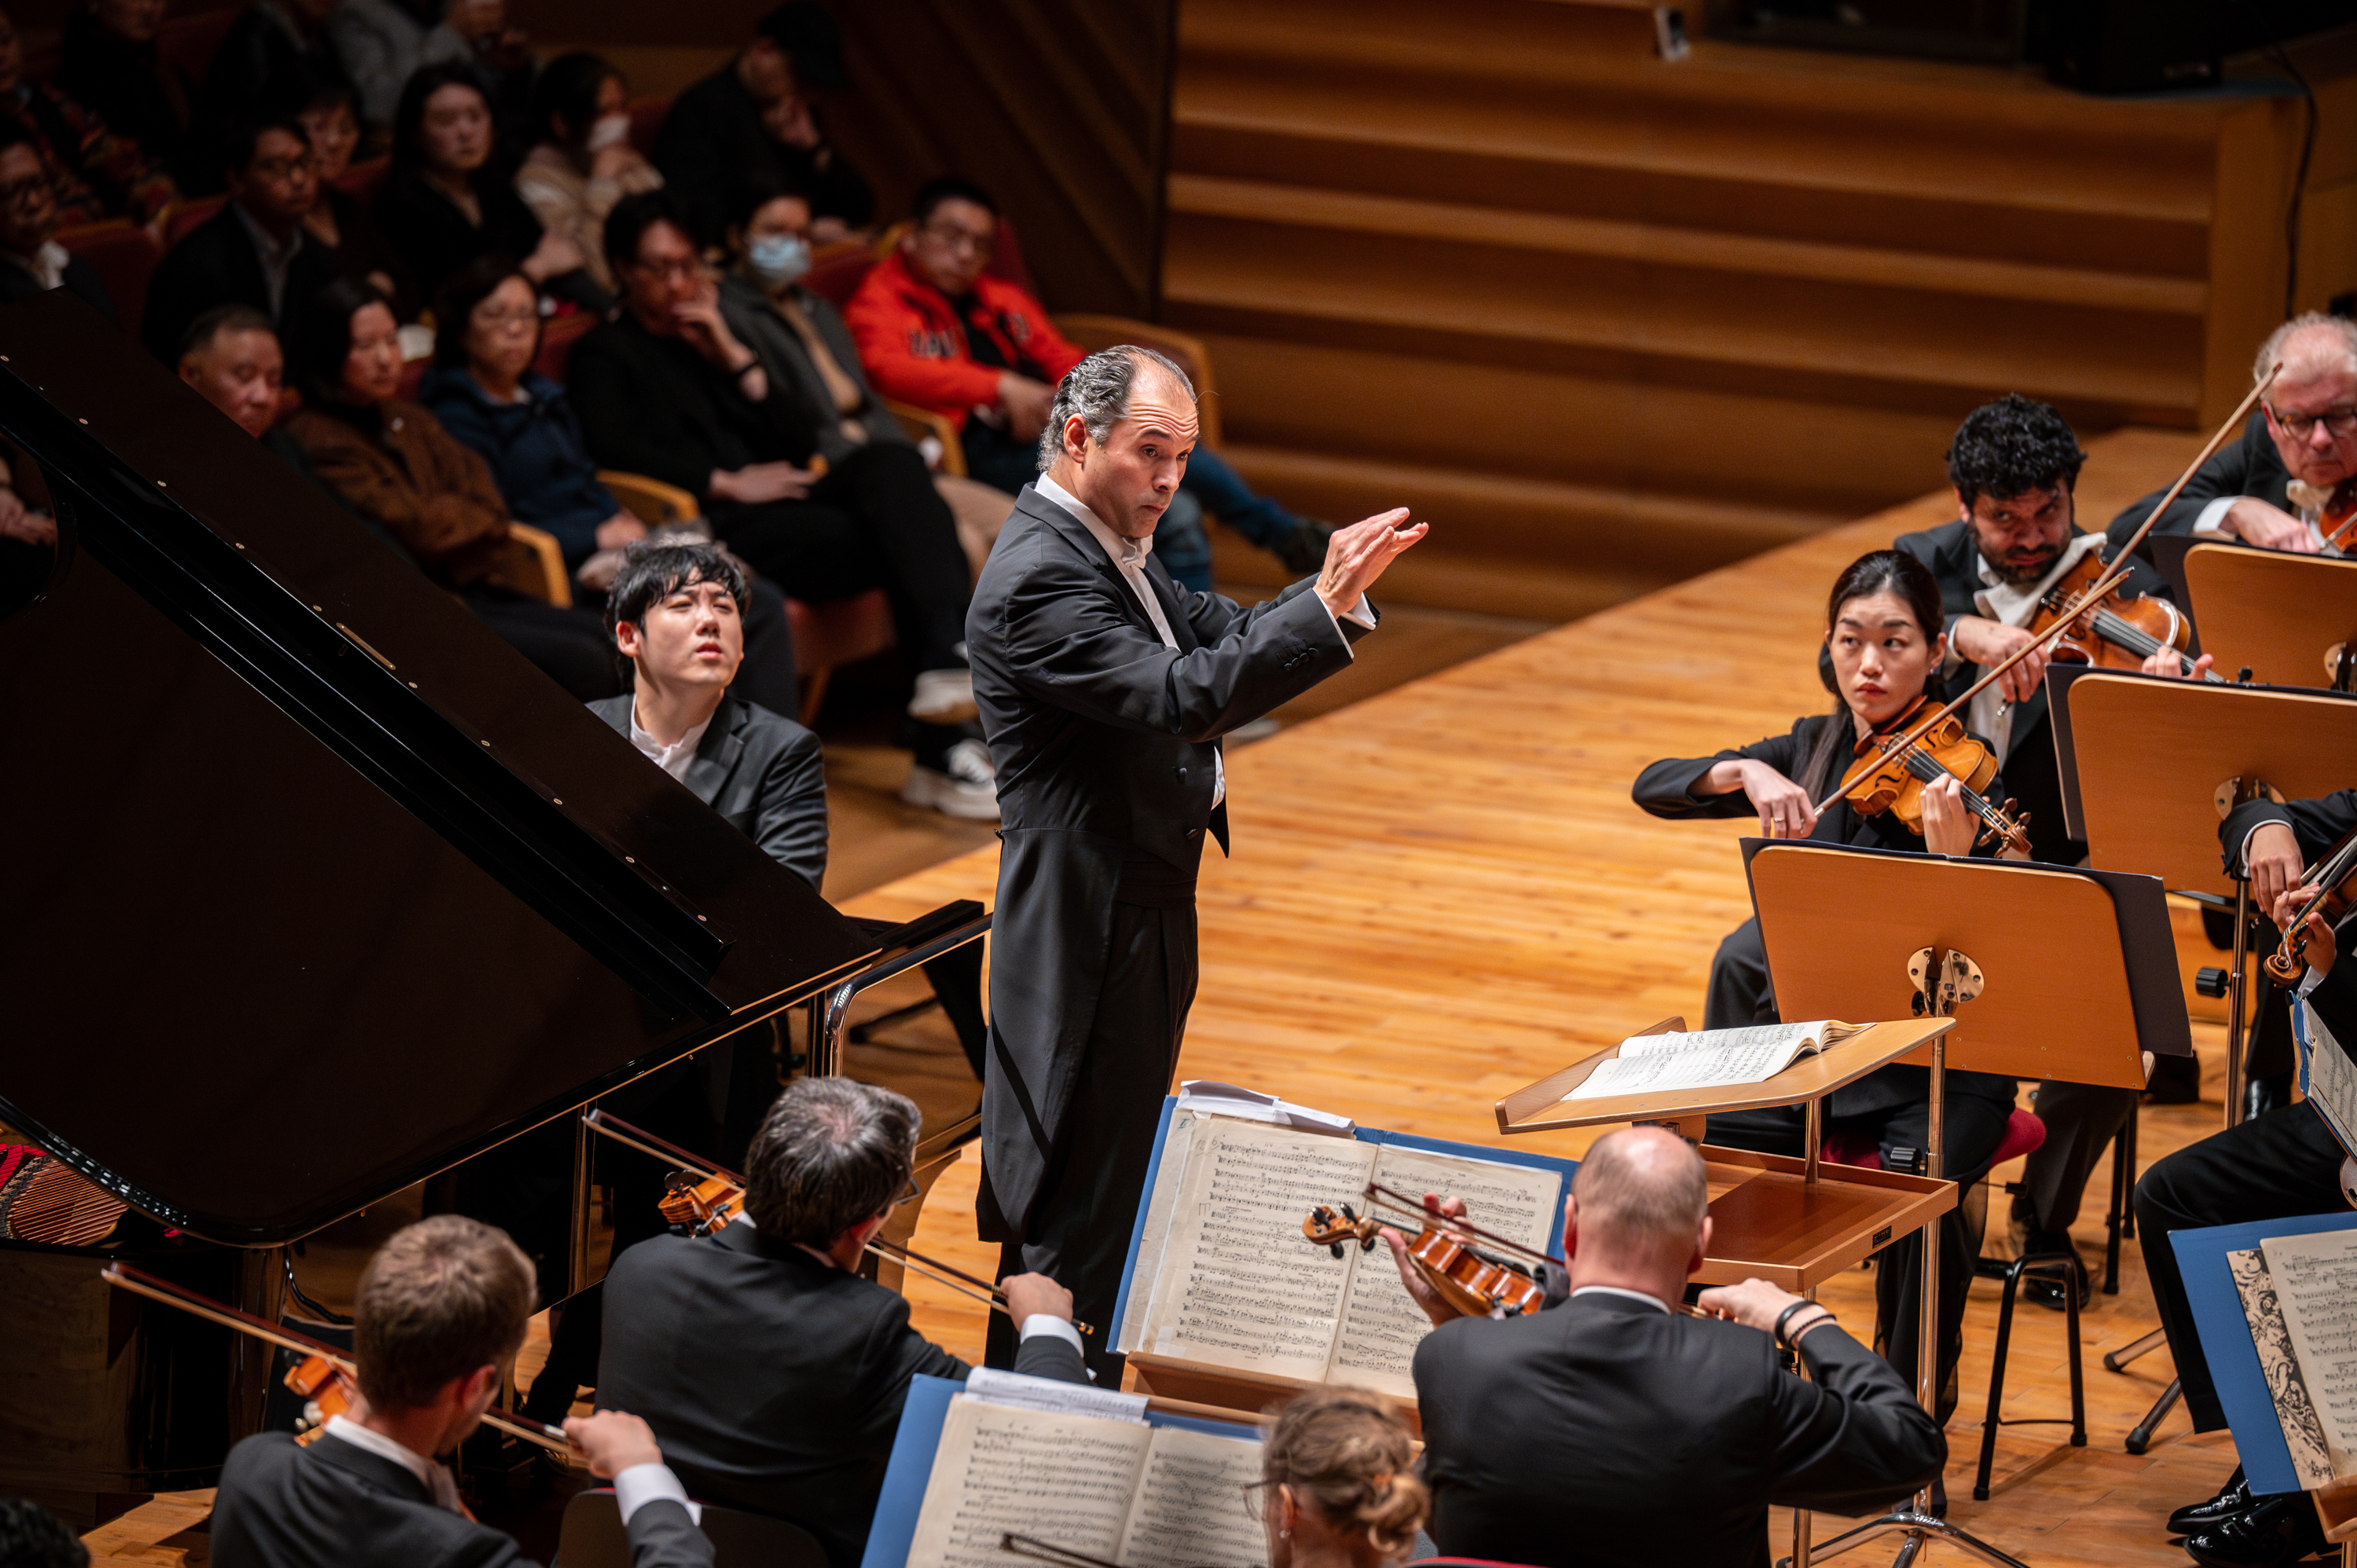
[2168,1467,2248,1536]
[2183,1492,2326,1566]
[2245,1072,2294,1120]
[2022,1247,2090,1313]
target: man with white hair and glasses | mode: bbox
[964,344,1425,1381]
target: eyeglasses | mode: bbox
[1239,1480,1281,1522]
[2268,403,2357,440]
[918,221,994,258]
[890,1174,922,1208]
[0,175,46,205]
[629,257,709,283]
[248,156,316,182]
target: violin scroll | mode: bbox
[1302,1203,1380,1259]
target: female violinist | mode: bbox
[1630,548,2022,1424]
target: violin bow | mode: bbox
[1805,363,2283,822]
[98,1264,572,1453]
[581,1112,1094,1334]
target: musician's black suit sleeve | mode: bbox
[2220,789,2357,874]
[2108,416,2282,556]
[621,1499,714,1568]
[1631,724,1813,820]
[1772,1324,1949,1511]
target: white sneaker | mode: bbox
[902,738,1000,820]
[907,668,979,724]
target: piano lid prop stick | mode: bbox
[99,1264,571,1453]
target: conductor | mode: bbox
[967,344,1424,1375]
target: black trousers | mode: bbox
[2018,1079,2135,1234]
[709,441,970,673]
[2134,1101,2348,1431]
[985,895,1198,1383]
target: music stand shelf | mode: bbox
[1121,1355,1420,1433]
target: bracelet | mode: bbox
[1772,1300,1824,1349]
[1789,1312,1841,1348]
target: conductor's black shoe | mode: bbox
[2146,1050,2202,1104]
[2244,1072,2293,1121]
[2168,1467,2249,1536]
[2182,1493,2326,1566]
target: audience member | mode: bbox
[651,2,871,247]
[60,0,200,191]
[285,276,623,699]
[515,51,662,297]
[0,6,176,230]
[141,115,336,364]
[0,1495,86,1568]
[418,0,534,148]
[0,125,113,317]
[595,1077,1085,1568]
[1406,1127,1944,1568]
[1256,1390,1428,1568]
[722,174,1015,577]
[376,64,594,309]
[277,71,410,313]
[211,1215,713,1568]
[327,0,437,133]
[846,177,1330,592]
[196,0,347,181]
[572,192,995,817]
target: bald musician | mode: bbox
[966,344,1424,1379]
[1402,1127,1944,1568]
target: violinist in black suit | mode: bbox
[596,1078,1088,1568]
[211,1216,709,1568]
[1404,1128,1945,1568]
[2107,314,2357,558]
[964,345,1424,1379]
[1633,548,2021,1418]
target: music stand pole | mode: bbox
[2227,877,2253,1128]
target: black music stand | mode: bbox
[1745,839,2172,1568]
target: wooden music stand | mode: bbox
[2184,542,2357,691]
[2063,671,2357,1117]
[1745,839,2164,1568]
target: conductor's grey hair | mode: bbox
[742,1077,920,1246]
[1571,1127,1709,1242]
[2255,312,2357,387]
[1037,345,1197,467]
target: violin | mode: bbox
[1837,696,2031,855]
[2264,822,2357,985]
[588,1112,1095,1336]
[2026,550,2220,683]
[1303,1200,1547,1319]
[2294,477,2357,553]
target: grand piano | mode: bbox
[0,292,984,1525]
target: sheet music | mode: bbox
[1327,1145,1563,1397]
[964,1369,1148,1423]
[1565,1021,1849,1101]
[2297,1004,2357,1163]
[1114,1426,1268,1568]
[1120,1111,1204,1355]
[904,1398,1149,1568]
[2229,1246,2337,1488]
[1144,1119,1371,1381]
[2260,1230,2357,1478]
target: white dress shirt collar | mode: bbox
[1569,1284,1673,1313]
[629,698,714,784]
[324,1414,464,1512]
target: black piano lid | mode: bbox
[0,292,875,1245]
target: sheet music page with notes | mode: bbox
[1118,1110,1206,1355]
[1142,1118,1373,1381]
[1564,1020,1859,1101]
[1326,1145,1564,1398]
[2229,1246,2337,1488]
[904,1398,1151,1568]
[2259,1230,2357,1478]
[1114,1426,1267,1568]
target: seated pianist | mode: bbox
[594,1076,1087,1568]
[210,1215,709,1568]
[1399,1127,1945,1568]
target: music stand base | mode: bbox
[1783,1511,2036,1568]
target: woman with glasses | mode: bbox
[1252,1389,1428,1568]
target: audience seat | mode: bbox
[554,1488,827,1568]
[886,399,965,476]
[625,98,671,160]
[534,310,597,383]
[508,522,571,609]
[800,242,874,310]
[596,467,893,725]
[158,5,241,87]
[167,195,226,247]
[57,219,163,330]
[334,157,391,207]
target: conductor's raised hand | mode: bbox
[1380,1192,1467,1329]
[1000,1271,1075,1324]
[1315,509,1426,618]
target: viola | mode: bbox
[2027,551,2220,683]
[1837,696,2031,856]
[2297,477,2357,552]
[2264,822,2357,985]
[1301,1187,1548,1319]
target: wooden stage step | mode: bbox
[860,425,2244,1564]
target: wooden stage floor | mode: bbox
[849,427,2264,1567]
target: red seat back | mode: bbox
[334,157,390,207]
[626,97,670,159]
[167,194,226,247]
[534,309,596,384]
[802,244,873,310]
[57,219,163,332]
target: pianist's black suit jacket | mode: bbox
[588,693,827,890]
[595,1221,1088,1568]
[965,483,1371,1236]
[211,1429,709,1568]
[1415,1292,1943,1568]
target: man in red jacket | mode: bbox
[845,177,1329,592]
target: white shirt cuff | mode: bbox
[2191,495,2238,537]
[2301,965,2327,998]
[1338,594,1375,631]
[2234,822,2275,877]
[1018,1313,1087,1354]
[614,1462,694,1525]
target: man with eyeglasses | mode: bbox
[0,122,112,318]
[846,176,1336,593]
[2110,313,2357,557]
[593,1077,1085,1568]
[140,115,336,364]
